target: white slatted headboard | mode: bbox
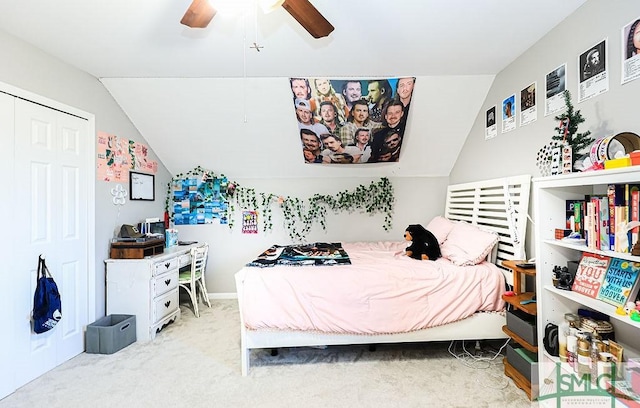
[445,174,531,286]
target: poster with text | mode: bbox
[291,77,415,164]
[242,211,258,234]
[545,64,566,116]
[501,94,516,134]
[622,17,640,85]
[96,131,158,182]
[485,106,497,140]
[519,82,537,127]
[578,39,609,103]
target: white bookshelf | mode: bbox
[533,167,640,402]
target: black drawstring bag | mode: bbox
[32,255,62,334]
[543,323,559,357]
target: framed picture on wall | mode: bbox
[130,171,155,201]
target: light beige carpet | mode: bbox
[1,300,534,408]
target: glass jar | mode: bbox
[577,336,591,378]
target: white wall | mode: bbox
[0,31,171,316]
[450,0,640,258]
[451,0,640,184]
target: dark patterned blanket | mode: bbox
[246,242,351,267]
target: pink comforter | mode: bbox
[237,241,505,334]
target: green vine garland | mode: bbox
[165,166,395,241]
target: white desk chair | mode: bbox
[178,244,212,317]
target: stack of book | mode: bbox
[565,184,640,253]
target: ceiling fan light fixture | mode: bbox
[260,0,286,14]
[180,0,217,28]
[282,0,334,39]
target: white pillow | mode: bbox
[440,221,499,266]
[425,216,455,245]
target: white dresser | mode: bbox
[105,244,200,342]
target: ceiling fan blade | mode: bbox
[282,0,334,39]
[180,0,217,28]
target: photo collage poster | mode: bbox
[291,77,415,165]
[171,173,230,225]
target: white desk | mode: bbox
[105,243,201,342]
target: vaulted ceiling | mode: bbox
[0,0,587,78]
[0,0,587,176]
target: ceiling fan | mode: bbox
[180,0,334,39]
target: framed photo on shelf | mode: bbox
[129,171,155,201]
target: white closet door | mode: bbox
[13,98,90,387]
[0,92,16,399]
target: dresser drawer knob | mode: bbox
[164,279,171,286]
[164,300,171,308]
[164,262,171,269]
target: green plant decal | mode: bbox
[166,167,395,241]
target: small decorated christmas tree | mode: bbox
[552,90,594,169]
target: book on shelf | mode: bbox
[592,197,601,250]
[597,257,640,307]
[566,199,582,232]
[564,185,640,252]
[573,201,582,234]
[584,199,600,250]
[572,253,611,299]
[600,196,610,251]
[608,184,625,251]
[631,186,640,250]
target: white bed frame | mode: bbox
[236,174,532,375]
[445,174,532,287]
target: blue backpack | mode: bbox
[32,255,62,334]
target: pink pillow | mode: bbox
[440,221,499,266]
[426,216,455,245]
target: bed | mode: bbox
[235,174,531,375]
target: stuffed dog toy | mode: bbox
[404,224,441,260]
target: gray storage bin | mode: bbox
[86,314,136,354]
[506,342,538,384]
[506,308,537,346]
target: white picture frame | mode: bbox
[129,171,155,201]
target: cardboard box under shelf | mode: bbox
[110,238,164,259]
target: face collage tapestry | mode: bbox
[290,77,415,165]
